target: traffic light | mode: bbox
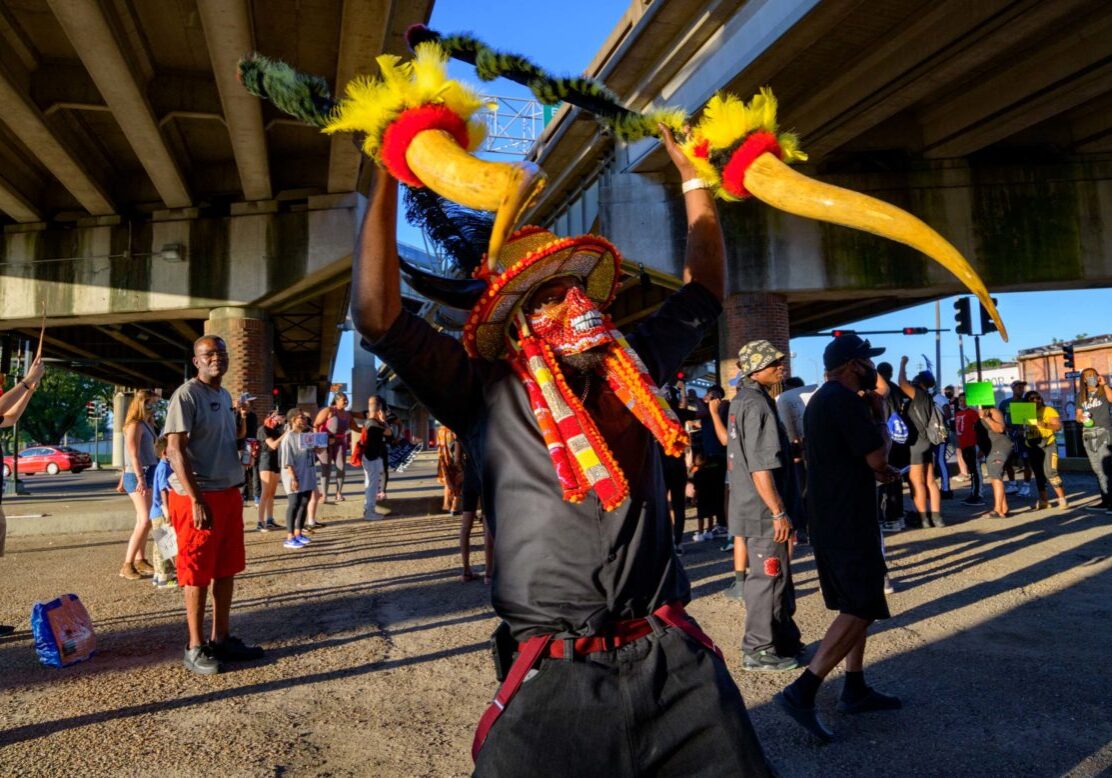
[1063,344,1075,369]
[902,327,928,335]
[830,329,856,337]
[953,297,972,336]
[979,297,999,335]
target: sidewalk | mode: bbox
[5,452,446,538]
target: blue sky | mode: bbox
[332,0,1112,392]
[786,290,1111,387]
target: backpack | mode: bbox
[915,399,949,446]
[886,411,909,445]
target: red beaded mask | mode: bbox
[527,285,615,356]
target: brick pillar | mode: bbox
[204,307,274,416]
[719,292,790,393]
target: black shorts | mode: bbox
[814,546,890,621]
[985,441,1010,481]
[908,439,935,465]
[461,463,482,513]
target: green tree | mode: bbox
[4,368,113,446]
[962,358,1003,374]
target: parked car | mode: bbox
[2,446,93,477]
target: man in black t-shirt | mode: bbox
[776,335,903,742]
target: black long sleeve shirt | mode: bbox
[364,282,721,640]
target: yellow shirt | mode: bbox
[1029,406,1059,446]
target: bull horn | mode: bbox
[404,129,546,270]
[398,255,488,310]
[743,153,1007,340]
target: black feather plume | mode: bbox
[402,187,493,276]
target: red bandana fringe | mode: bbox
[509,321,688,512]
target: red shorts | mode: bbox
[168,486,246,587]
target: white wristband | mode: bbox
[681,177,710,194]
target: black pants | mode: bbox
[960,445,982,497]
[242,465,256,502]
[1027,441,1061,492]
[877,479,903,522]
[742,536,801,657]
[474,624,773,777]
[286,490,311,534]
[662,457,688,546]
[1082,427,1111,506]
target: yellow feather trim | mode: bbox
[322,42,487,162]
[680,87,808,179]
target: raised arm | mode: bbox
[898,355,915,397]
[659,125,725,302]
[707,397,729,446]
[0,358,44,427]
[981,407,1005,434]
[351,168,403,341]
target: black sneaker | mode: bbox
[0,625,15,636]
[183,643,221,675]
[743,650,799,672]
[961,495,986,506]
[210,635,264,662]
[265,518,280,529]
[775,689,833,743]
[837,687,903,714]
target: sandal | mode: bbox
[335,495,345,502]
[985,511,1008,519]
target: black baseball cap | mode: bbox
[823,334,886,370]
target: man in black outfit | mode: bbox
[777,334,903,742]
[353,126,773,775]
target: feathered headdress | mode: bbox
[404,25,1006,339]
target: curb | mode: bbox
[5,494,449,538]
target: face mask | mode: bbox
[527,285,614,356]
[1086,376,1099,388]
[858,363,878,391]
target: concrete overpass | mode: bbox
[525,0,1112,369]
[0,0,432,409]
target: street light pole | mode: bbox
[935,301,942,386]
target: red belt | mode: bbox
[471,601,722,762]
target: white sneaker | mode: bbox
[1004,482,1018,494]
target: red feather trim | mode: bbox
[380,104,471,188]
[693,139,709,159]
[720,131,782,199]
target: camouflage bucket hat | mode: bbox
[737,339,785,376]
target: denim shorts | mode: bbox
[123,466,156,494]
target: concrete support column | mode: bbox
[718,292,791,391]
[204,307,274,416]
[352,333,376,412]
[111,389,131,468]
[411,406,430,447]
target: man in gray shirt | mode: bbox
[712,340,802,672]
[164,335,262,675]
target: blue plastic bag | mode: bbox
[31,594,96,668]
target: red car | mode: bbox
[2,446,93,477]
